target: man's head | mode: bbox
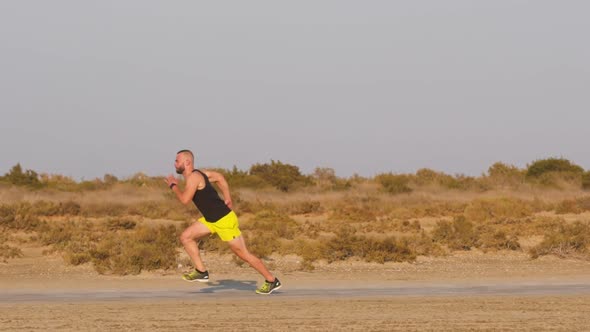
[175,149,195,174]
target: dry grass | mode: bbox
[2,175,590,273]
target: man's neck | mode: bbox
[182,166,194,179]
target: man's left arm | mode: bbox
[204,170,233,209]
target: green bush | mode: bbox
[582,172,590,190]
[249,160,311,192]
[220,166,268,189]
[375,173,412,194]
[526,158,584,179]
[1,163,42,188]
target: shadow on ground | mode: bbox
[194,279,258,293]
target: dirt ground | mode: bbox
[1,247,590,331]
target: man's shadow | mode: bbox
[191,279,258,293]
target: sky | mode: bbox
[1,1,589,180]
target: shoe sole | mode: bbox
[256,284,282,295]
[182,277,210,283]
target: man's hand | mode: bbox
[165,174,178,189]
[224,199,233,209]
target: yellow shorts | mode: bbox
[198,211,242,242]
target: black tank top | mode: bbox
[192,169,231,222]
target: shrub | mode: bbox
[526,158,584,179]
[242,232,281,259]
[0,244,23,261]
[250,160,311,192]
[312,167,352,191]
[486,162,525,187]
[323,226,417,263]
[464,198,534,222]
[375,173,412,194]
[285,200,322,215]
[432,216,478,250]
[105,218,137,230]
[1,163,42,188]
[529,222,590,259]
[90,225,179,275]
[328,197,379,223]
[221,166,268,189]
[582,172,590,190]
[0,203,44,231]
[414,168,451,187]
[30,201,81,216]
[242,210,299,239]
[477,228,521,252]
[555,199,581,214]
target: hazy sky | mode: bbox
[1,1,588,180]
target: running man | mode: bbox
[165,149,281,295]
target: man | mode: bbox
[165,149,281,295]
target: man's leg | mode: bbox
[227,236,275,282]
[179,222,211,272]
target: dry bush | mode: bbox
[529,222,590,259]
[105,218,137,231]
[36,218,180,275]
[432,216,478,250]
[485,162,526,188]
[555,199,582,214]
[476,227,521,252]
[234,199,278,215]
[0,244,23,261]
[464,198,534,222]
[322,225,417,263]
[127,200,191,220]
[365,218,422,234]
[81,203,128,217]
[406,232,443,256]
[28,200,81,216]
[327,195,386,222]
[0,203,45,231]
[555,196,590,214]
[90,224,179,275]
[242,210,299,240]
[0,233,23,261]
[283,200,323,215]
[242,232,281,259]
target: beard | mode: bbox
[175,166,185,174]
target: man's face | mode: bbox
[174,154,185,174]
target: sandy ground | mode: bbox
[1,246,590,331]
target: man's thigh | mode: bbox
[182,221,212,240]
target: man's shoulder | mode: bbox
[187,170,205,183]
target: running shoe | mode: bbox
[182,269,209,282]
[255,278,282,294]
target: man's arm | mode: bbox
[203,170,233,209]
[165,173,200,205]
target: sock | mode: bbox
[196,268,206,273]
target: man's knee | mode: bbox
[180,230,194,245]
